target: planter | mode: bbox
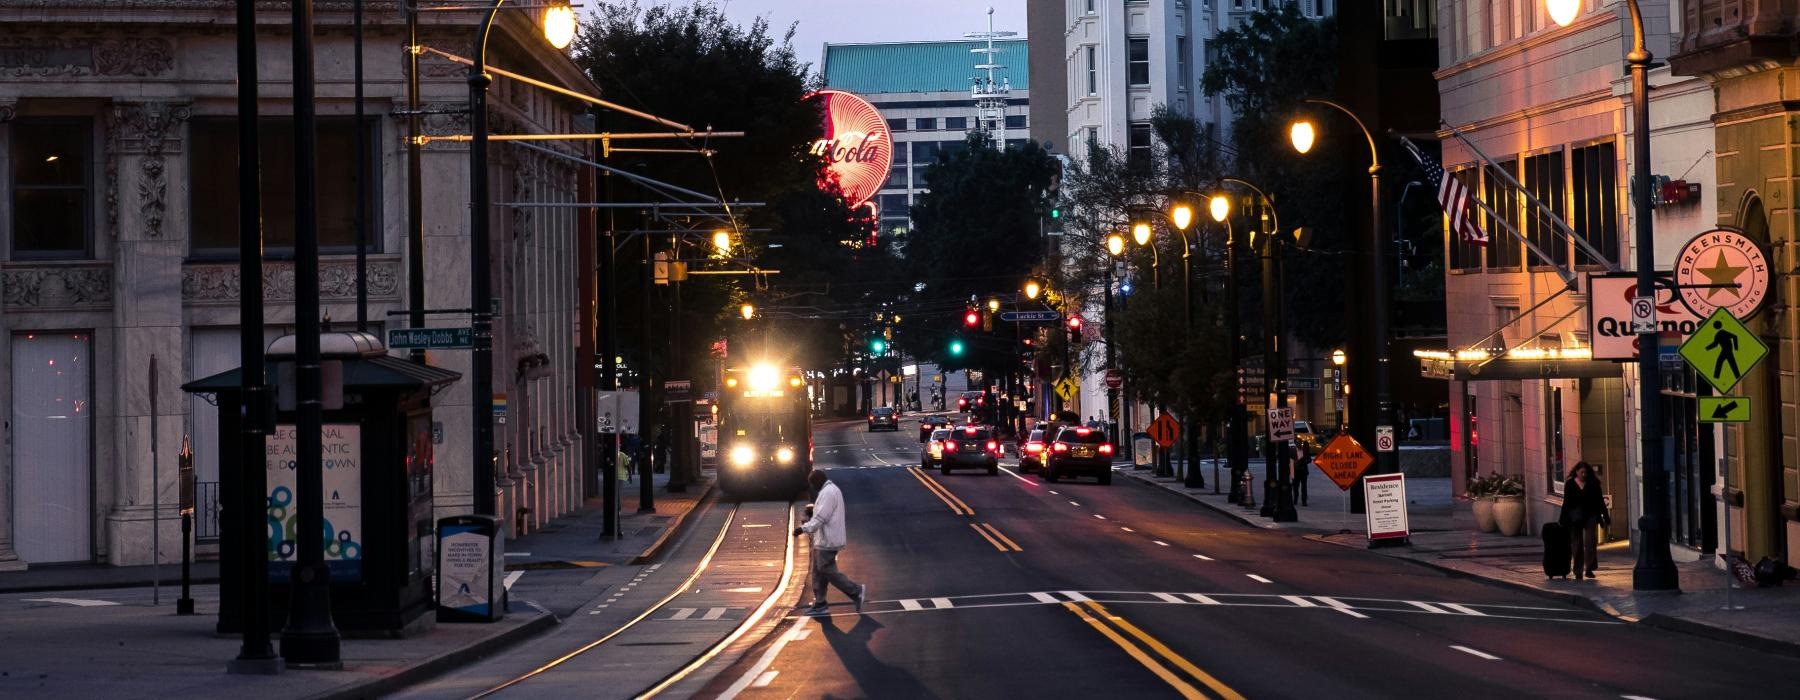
[1471,497,1496,532]
[1493,495,1527,536]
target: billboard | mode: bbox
[810,89,892,208]
[1588,273,1700,361]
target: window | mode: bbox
[190,117,380,255]
[1448,167,1482,271]
[1085,0,1096,12]
[1085,45,1098,95]
[1005,115,1027,129]
[1483,159,1522,268]
[10,118,93,258]
[912,141,941,186]
[945,116,968,131]
[1546,385,1565,491]
[877,193,909,220]
[1570,140,1619,266]
[1127,122,1153,171]
[1086,126,1100,151]
[1523,149,1568,267]
[1128,38,1150,86]
[888,167,908,190]
[915,117,937,131]
[1463,387,1479,483]
[1177,37,1190,91]
[886,118,907,133]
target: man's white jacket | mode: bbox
[801,481,848,550]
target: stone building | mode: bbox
[0,1,593,569]
[1671,0,1800,565]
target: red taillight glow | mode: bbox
[1099,444,1114,456]
[1075,427,1091,436]
[1052,443,1069,453]
[944,440,958,451]
[964,426,978,435]
[986,440,999,452]
[1026,444,1043,453]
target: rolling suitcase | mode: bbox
[1541,522,1571,579]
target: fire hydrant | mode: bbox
[1240,471,1257,509]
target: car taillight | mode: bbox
[1099,444,1114,456]
[986,440,999,452]
[1026,444,1043,453]
[1052,443,1069,453]
[944,440,958,451]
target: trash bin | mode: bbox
[437,514,505,623]
[1133,433,1153,467]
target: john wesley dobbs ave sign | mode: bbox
[388,327,474,350]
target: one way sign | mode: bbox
[1698,396,1750,423]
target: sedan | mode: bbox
[1018,429,1048,473]
[868,406,899,432]
[918,415,946,442]
[920,428,952,469]
[1044,427,1115,485]
[939,425,1000,476]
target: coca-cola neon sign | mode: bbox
[810,89,892,208]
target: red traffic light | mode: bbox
[1066,315,1083,330]
[964,310,980,327]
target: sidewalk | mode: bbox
[0,472,715,699]
[1119,457,1800,657]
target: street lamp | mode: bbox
[1131,221,1153,246]
[1331,348,1347,430]
[1106,232,1126,257]
[1548,0,1678,591]
[1290,97,1392,520]
[1170,203,1194,233]
[469,0,581,521]
[1209,194,1230,224]
[987,297,1002,314]
[1023,277,1043,301]
[1152,210,1198,486]
[1220,177,1296,523]
[712,229,733,255]
[740,302,756,320]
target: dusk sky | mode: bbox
[711,0,1028,72]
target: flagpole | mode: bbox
[1397,136,1578,290]
[1432,123,1621,272]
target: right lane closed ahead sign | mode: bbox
[1315,433,1374,491]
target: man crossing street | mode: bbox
[793,469,866,615]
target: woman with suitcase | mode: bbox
[1558,462,1610,579]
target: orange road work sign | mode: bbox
[1315,433,1374,491]
[1148,414,1180,448]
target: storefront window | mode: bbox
[1546,385,1564,490]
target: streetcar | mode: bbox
[717,363,813,499]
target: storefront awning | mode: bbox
[1416,349,1621,381]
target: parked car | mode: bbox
[920,428,952,469]
[1044,426,1115,485]
[868,406,899,432]
[1293,420,1320,452]
[1018,429,1048,473]
[939,425,1000,476]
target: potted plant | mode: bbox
[1466,474,1497,533]
[1491,475,1527,536]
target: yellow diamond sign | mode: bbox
[1679,307,1767,394]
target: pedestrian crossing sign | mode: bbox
[1679,307,1767,394]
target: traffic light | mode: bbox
[963,307,980,328]
[1066,314,1083,343]
[870,338,887,354]
[949,339,965,356]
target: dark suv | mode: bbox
[1044,427,1115,484]
[939,425,1000,476]
[868,406,899,432]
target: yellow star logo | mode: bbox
[1699,251,1747,300]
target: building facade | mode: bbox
[1433,0,1730,557]
[0,1,593,569]
[1671,0,1800,565]
[820,38,1031,238]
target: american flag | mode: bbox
[1405,140,1489,244]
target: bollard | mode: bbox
[1240,471,1257,509]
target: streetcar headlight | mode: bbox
[729,444,756,467]
[748,364,780,392]
[775,446,796,463]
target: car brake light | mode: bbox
[945,440,958,451]
[1099,444,1114,456]
[1052,443,1069,453]
[1026,444,1043,453]
[986,440,998,452]
[1075,427,1091,436]
[964,426,977,435]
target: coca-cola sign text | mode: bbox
[809,89,891,208]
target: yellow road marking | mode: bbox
[969,523,1009,552]
[907,467,970,515]
[907,467,974,516]
[979,523,1023,552]
[1061,602,1206,700]
[1082,601,1245,700]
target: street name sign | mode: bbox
[1678,307,1767,394]
[1288,377,1321,391]
[664,380,692,403]
[1316,433,1374,491]
[1000,310,1061,323]
[1698,396,1751,423]
[388,327,474,350]
[1267,407,1294,441]
[1363,473,1410,542]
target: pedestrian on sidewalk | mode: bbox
[1292,442,1311,507]
[793,469,866,615]
[1558,462,1609,579]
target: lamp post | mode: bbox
[1146,214,1197,485]
[1547,0,1678,590]
[1105,233,1126,447]
[1291,97,1389,516]
[469,0,577,519]
[1218,178,1295,522]
[1331,348,1346,430]
[1131,221,1160,290]
[1207,193,1249,505]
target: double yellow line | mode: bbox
[908,466,974,516]
[1062,600,1243,700]
[969,522,1022,552]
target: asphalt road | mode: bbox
[696,414,1800,699]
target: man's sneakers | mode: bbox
[804,602,830,616]
[853,584,867,613]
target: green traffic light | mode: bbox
[949,339,965,356]
[870,339,887,354]
[1050,207,1061,219]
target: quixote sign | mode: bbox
[1588,274,1699,361]
[809,89,891,208]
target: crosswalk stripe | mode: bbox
[1184,593,1222,605]
[752,671,779,688]
[1151,592,1186,604]
[702,607,728,620]
[930,597,953,609]
[1029,592,1061,604]
[899,599,924,611]
[1440,603,1486,616]
[1281,595,1316,608]
[1408,601,1450,614]
[1313,597,1370,619]
[671,608,697,620]
[1059,591,1093,602]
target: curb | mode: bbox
[0,573,223,595]
[630,479,718,566]
[1639,612,1800,659]
[1115,467,1281,530]
[316,608,559,700]
[1302,533,1613,616]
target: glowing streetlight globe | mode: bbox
[1332,348,1346,366]
[1289,120,1316,155]
[1171,204,1194,232]
[712,230,732,254]
[1545,0,1580,27]
[1131,222,1152,247]
[1023,278,1043,300]
[543,4,578,50]
[1208,195,1230,223]
[1106,233,1126,257]
[739,303,755,320]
